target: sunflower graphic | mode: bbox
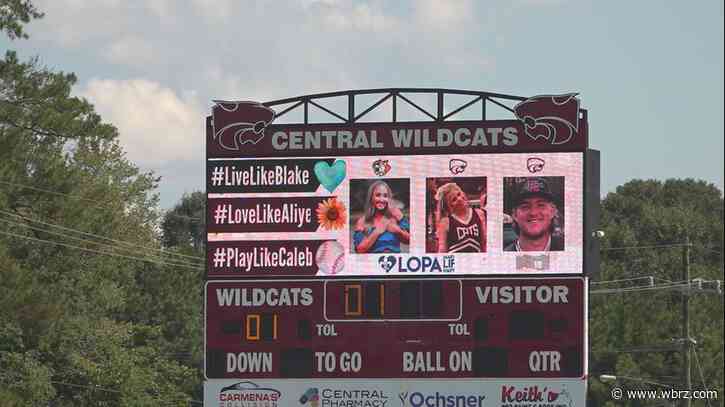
[316,198,347,230]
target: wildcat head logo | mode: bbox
[526,157,545,173]
[372,159,392,176]
[449,159,468,175]
[212,101,276,150]
[514,93,580,145]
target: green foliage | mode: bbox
[0,26,201,406]
[0,0,43,40]
[2,3,723,406]
[161,191,206,254]
[589,179,724,406]
[0,350,55,405]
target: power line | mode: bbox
[0,179,204,222]
[0,208,203,262]
[654,276,676,284]
[49,380,202,405]
[0,230,202,271]
[591,281,690,295]
[51,380,121,394]
[163,212,203,222]
[591,276,654,285]
[0,216,203,269]
[602,242,691,251]
[0,180,111,207]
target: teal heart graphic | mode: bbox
[314,160,346,193]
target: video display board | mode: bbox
[207,152,582,277]
[205,277,585,379]
[204,92,595,399]
[206,94,589,278]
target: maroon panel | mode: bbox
[207,197,332,233]
[205,277,585,379]
[206,120,588,159]
[207,240,329,278]
[206,159,333,194]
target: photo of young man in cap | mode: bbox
[503,177,564,252]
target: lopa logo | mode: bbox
[212,101,276,150]
[218,381,281,407]
[378,255,455,273]
[514,93,580,145]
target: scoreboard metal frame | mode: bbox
[204,88,598,405]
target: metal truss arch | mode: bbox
[263,88,530,125]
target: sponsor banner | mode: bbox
[204,378,586,407]
[205,278,584,379]
[206,94,586,158]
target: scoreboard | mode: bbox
[205,277,585,379]
[204,90,597,406]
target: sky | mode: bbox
[2,0,723,209]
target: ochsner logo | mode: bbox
[500,385,573,407]
[217,381,281,407]
[399,391,485,407]
[378,255,455,273]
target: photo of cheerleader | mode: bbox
[350,179,410,253]
[426,177,487,253]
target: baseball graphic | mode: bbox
[316,241,345,275]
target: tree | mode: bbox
[161,191,206,254]
[0,0,43,40]
[1,3,200,404]
[588,179,724,406]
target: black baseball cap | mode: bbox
[512,177,556,207]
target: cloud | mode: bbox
[33,0,172,46]
[308,1,399,32]
[413,0,473,31]
[102,37,156,67]
[191,0,235,22]
[26,0,503,207]
[78,79,204,167]
[30,0,496,92]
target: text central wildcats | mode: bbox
[271,127,519,150]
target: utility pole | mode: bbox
[681,236,691,407]
[592,239,723,406]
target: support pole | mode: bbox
[682,236,691,407]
